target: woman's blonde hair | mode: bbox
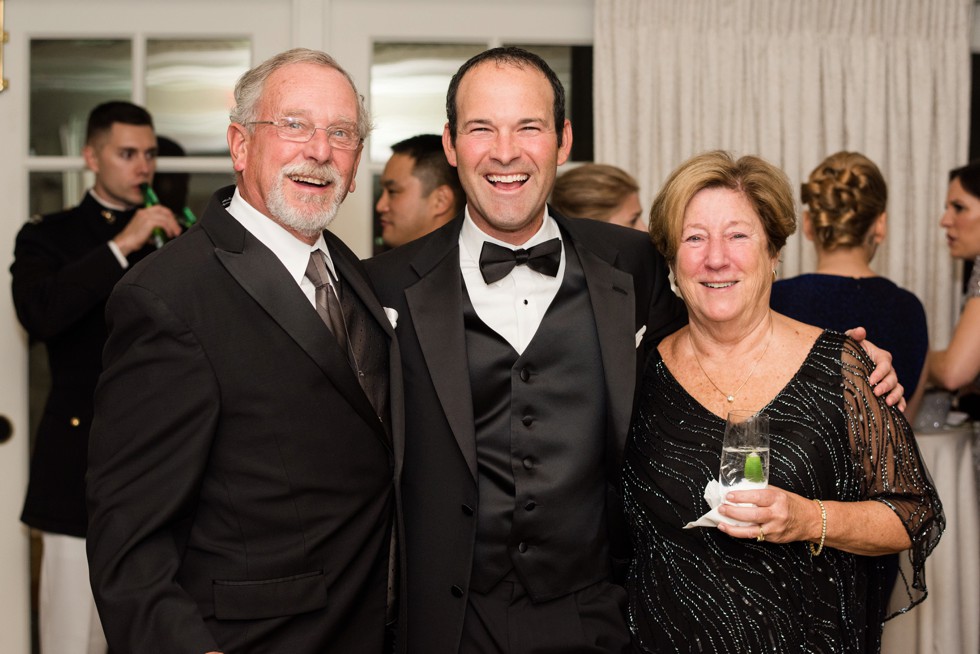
[551,163,639,221]
[649,150,796,265]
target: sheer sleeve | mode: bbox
[967,256,980,300]
[839,337,946,616]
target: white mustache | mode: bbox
[282,164,341,187]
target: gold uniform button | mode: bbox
[69,417,81,427]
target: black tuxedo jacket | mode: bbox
[87,186,404,654]
[365,210,686,653]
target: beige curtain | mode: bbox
[594,0,972,347]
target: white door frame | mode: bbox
[0,1,296,650]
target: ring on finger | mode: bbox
[756,526,766,542]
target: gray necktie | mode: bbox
[305,251,349,354]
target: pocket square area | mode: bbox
[635,325,647,349]
[383,307,399,329]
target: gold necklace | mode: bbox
[689,314,774,403]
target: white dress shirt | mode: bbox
[92,189,138,269]
[459,207,565,354]
[227,188,335,308]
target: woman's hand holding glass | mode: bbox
[717,486,822,545]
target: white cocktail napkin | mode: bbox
[683,479,756,528]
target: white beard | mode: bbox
[266,163,347,237]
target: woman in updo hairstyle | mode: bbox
[803,151,888,251]
[771,151,929,419]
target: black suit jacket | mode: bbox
[87,186,404,654]
[11,193,152,537]
[365,210,686,653]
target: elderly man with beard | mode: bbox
[86,48,403,654]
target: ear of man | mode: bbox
[227,123,250,173]
[82,144,100,174]
[429,184,456,218]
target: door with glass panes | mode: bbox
[0,2,291,649]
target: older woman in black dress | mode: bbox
[624,151,944,653]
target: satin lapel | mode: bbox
[326,236,397,343]
[327,235,402,452]
[204,207,383,439]
[405,234,478,481]
[561,220,636,462]
[386,333,405,480]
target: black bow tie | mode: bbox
[478,238,562,284]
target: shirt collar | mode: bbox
[88,188,134,212]
[459,206,562,264]
[227,188,335,285]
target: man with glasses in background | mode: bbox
[86,49,402,654]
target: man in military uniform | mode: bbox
[10,100,181,654]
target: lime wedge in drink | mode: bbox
[743,452,764,483]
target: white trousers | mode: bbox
[39,532,107,654]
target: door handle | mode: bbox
[0,415,12,443]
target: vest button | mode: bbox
[521,415,533,427]
[69,417,81,428]
[519,368,530,382]
[450,585,464,598]
[522,457,533,470]
[524,501,536,511]
[461,503,474,516]
[518,542,528,553]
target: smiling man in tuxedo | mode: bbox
[86,48,402,654]
[366,47,686,653]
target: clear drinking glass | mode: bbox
[719,410,770,499]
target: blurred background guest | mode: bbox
[625,150,944,654]
[152,135,192,220]
[928,161,980,420]
[771,151,928,420]
[375,133,463,249]
[9,100,180,654]
[551,163,646,231]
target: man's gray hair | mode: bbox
[229,48,372,140]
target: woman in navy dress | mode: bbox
[771,152,928,421]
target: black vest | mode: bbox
[464,238,609,601]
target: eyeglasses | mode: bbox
[247,117,362,150]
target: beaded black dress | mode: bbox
[624,331,944,653]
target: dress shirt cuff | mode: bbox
[107,240,129,269]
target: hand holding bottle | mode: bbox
[112,203,181,256]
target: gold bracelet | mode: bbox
[808,498,826,556]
